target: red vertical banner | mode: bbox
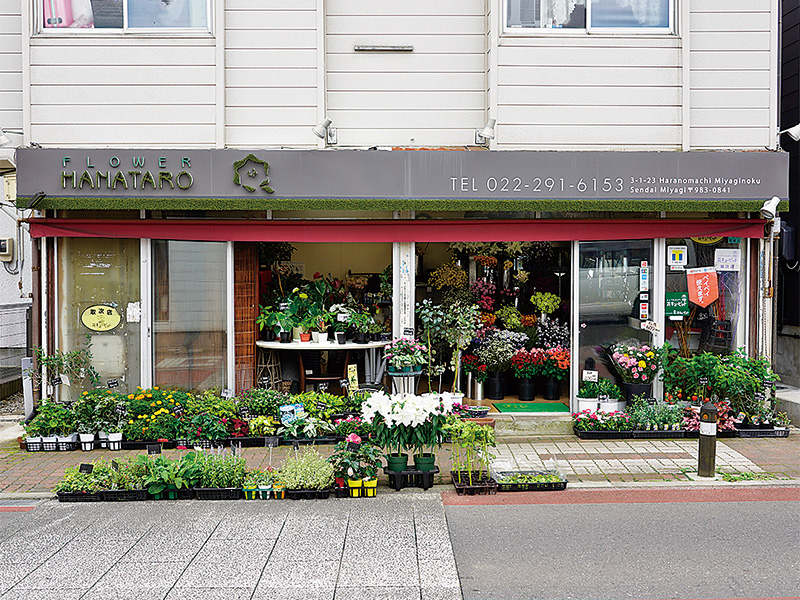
[686,267,719,308]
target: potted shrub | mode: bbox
[281,447,335,499]
[347,311,373,344]
[442,418,497,493]
[510,347,545,401]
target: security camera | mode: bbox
[760,196,781,220]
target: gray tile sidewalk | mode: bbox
[0,493,460,600]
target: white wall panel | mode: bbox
[689,0,774,149]
[224,0,317,148]
[0,3,22,130]
[326,0,486,147]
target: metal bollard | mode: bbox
[697,401,718,477]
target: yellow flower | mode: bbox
[150,402,156,407]
[638,360,646,368]
[154,386,159,390]
[157,400,162,405]
[128,420,134,424]
[128,394,134,400]
[147,394,152,398]
[646,351,654,357]
[82,391,88,396]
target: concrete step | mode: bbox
[492,413,573,437]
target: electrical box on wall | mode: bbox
[0,237,13,262]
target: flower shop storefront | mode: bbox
[16,148,787,412]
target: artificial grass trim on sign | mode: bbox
[493,402,570,413]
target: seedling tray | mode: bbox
[683,429,738,438]
[736,427,790,438]
[632,429,685,439]
[285,489,332,500]
[194,487,242,501]
[101,489,148,502]
[452,480,498,496]
[56,491,103,503]
[494,471,568,493]
[574,429,633,439]
[226,436,266,448]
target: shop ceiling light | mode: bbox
[312,118,337,145]
[760,196,781,220]
[778,123,800,142]
[475,118,496,146]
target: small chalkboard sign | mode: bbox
[259,376,271,388]
[50,377,63,387]
[380,332,392,341]
[337,312,348,322]
[279,302,289,311]
[317,383,329,392]
[147,444,161,455]
[221,388,234,399]
[107,379,119,389]
[115,404,126,415]
[79,463,93,474]
[403,327,414,338]
[264,437,279,448]
[174,405,184,416]
[347,441,361,451]
[238,405,251,419]
[754,392,765,402]
[111,460,119,471]
[646,397,657,405]
[598,394,610,403]
[316,401,327,411]
[340,378,349,389]
[699,376,709,386]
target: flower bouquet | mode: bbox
[510,348,546,379]
[474,328,528,373]
[607,341,660,384]
[461,354,488,383]
[541,346,570,381]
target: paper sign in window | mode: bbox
[686,267,719,308]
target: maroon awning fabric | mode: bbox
[27,218,767,242]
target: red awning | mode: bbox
[27,218,767,242]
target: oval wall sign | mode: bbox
[80,304,122,332]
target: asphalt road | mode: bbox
[445,488,800,600]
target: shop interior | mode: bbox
[255,240,574,413]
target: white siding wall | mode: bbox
[689,0,774,149]
[29,38,216,147]
[325,0,487,147]
[0,1,23,132]
[225,0,318,148]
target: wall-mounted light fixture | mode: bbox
[760,196,781,220]
[0,128,23,148]
[778,123,800,142]
[312,118,337,145]
[475,118,496,146]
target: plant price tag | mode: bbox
[221,388,234,398]
[317,382,329,392]
[347,442,361,451]
[403,327,415,338]
[259,376,271,388]
[147,444,161,455]
[582,370,598,382]
[79,463,93,474]
[107,379,119,389]
[50,377,63,388]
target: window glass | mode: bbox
[153,240,227,391]
[42,0,208,30]
[507,0,671,31]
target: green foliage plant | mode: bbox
[280,447,334,490]
[192,450,248,489]
[28,398,74,436]
[328,440,383,480]
[442,418,496,486]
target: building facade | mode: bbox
[1,0,791,404]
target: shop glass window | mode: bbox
[664,238,746,358]
[41,0,209,31]
[153,240,227,391]
[507,0,672,32]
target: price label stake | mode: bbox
[79,463,94,474]
[147,444,162,455]
[107,379,119,389]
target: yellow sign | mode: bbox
[690,236,723,245]
[347,364,359,391]
[80,304,121,332]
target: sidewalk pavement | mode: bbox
[1,430,798,497]
[0,491,458,600]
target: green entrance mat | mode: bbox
[492,402,570,413]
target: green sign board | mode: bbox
[665,292,690,316]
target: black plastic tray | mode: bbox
[632,429,685,439]
[574,429,633,439]
[194,487,242,501]
[384,466,439,491]
[56,491,102,502]
[101,489,148,502]
[494,470,568,492]
[736,427,790,438]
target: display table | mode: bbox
[256,339,389,390]
[386,370,423,394]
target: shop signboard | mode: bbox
[16,149,789,210]
[714,248,741,272]
[665,292,690,317]
[80,304,121,332]
[667,245,687,271]
[686,268,719,308]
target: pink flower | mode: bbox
[633,372,639,379]
[346,433,361,444]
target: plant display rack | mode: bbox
[383,466,439,491]
[194,487,243,501]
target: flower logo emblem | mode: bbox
[232,153,275,194]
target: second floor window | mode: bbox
[507,0,673,32]
[42,0,209,31]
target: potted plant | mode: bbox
[604,340,660,403]
[256,304,280,341]
[510,347,545,401]
[474,328,529,400]
[22,419,42,452]
[187,413,228,448]
[73,391,100,451]
[192,450,248,500]
[281,447,335,499]
[328,435,383,497]
[347,311,373,343]
[54,466,104,502]
[461,355,488,402]
[442,418,497,493]
[27,399,75,451]
[540,346,570,401]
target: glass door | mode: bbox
[576,240,654,405]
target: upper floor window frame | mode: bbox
[36,0,213,36]
[504,0,676,37]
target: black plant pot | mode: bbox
[542,376,562,401]
[355,332,368,344]
[486,371,505,400]
[518,377,536,401]
[279,331,291,343]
